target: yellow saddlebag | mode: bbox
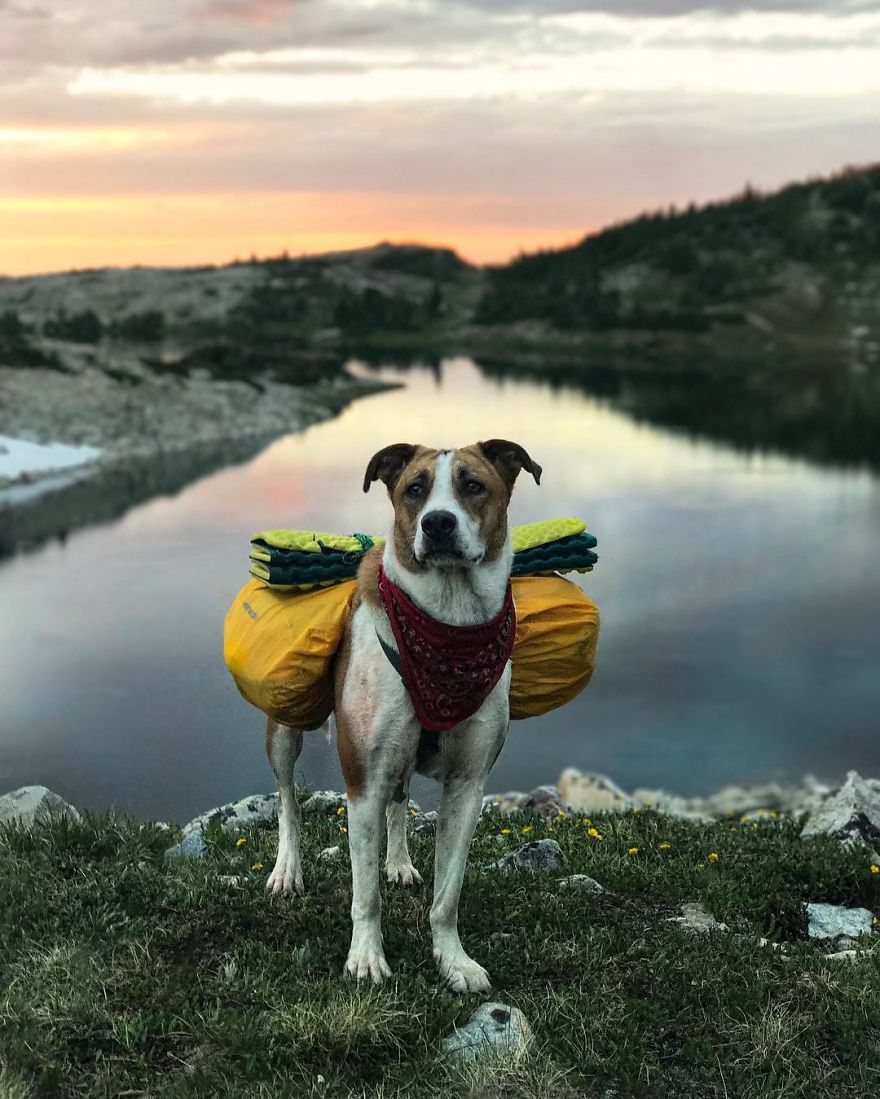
[224,574,599,729]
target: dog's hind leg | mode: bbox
[265,718,305,896]
[385,774,422,887]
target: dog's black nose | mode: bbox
[421,510,457,540]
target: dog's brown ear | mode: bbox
[363,443,419,494]
[478,439,542,492]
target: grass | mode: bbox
[1,805,879,1099]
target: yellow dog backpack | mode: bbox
[224,573,600,730]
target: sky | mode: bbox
[2,0,880,275]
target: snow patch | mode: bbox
[0,434,101,484]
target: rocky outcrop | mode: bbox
[800,771,880,853]
[0,785,80,826]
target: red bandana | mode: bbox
[377,564,516,733]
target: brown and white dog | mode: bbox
[264,440,541,993]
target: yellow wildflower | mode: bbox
[628,847,638,856]
[251,862,263,871]
[708,852,719,862]
[500,828,511,835]
[521,825,533,834]
[336,806,346,816]
[339,826,348,834]
[236,837,246,847]
[659,842,671,851]
[409,807,417,816]
[870,865,879,874]
[587,827,603,841]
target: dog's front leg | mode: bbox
[430,682,509,994]
[345,781,395,983]
[431,774,490,993]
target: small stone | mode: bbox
[318,845,341,861]
[557,768,631,813]
[491,838,567,873]
[164,830,206,860]
[409,810,438,836]
[482,791,528,817]
[441,1002,532,1062]
[0,785,80,827]
[558,874,605,894]
[806,902,873,940]
[217,874,244,888]
[666,902,728,933]
[521,785,567,819]
[301,790,347,816]
[631,788,711,821]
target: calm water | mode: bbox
[1,357,879,822]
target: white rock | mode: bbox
[441,1002,532,1062]
[557,768,631,813]
[491,839,567,873]
[0,785,80,826]
[558,874,605,894]
[182,792,278,837]
[301,790,347,816]
[800,771,880,851]
[806,902,873,940]
[666,902,728,933]
[318,845,341,861]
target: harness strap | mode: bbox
[376,630,404,678]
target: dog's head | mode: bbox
[363,440,541,572]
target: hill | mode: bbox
[475,164,880,367]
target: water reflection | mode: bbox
[0,358,878,822]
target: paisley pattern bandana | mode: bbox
[377,563,516,733]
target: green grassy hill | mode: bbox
[2,804,879,1098]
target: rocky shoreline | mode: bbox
[4,767,877,860]
[0,360,390,555]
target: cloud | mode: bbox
[3,0,880,273]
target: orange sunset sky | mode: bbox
[3,0,880,276]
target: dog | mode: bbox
[264,439,541,993]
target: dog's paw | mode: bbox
[344,941,392,984]
[385,860,423,887]
[266,853,304,896]
[435,950,492,995]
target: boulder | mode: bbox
[805,902,873,940]
[302,790,347,815]
[0,785,80,826]
[182,792,278,836]
[491,839,567,873]
[164,830,206,860]
[800,771,880,852]
[441,1002,532,1062]
[557,768,631,813]
[482,785,567,819]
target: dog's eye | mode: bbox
[405,482,424,498]
[464,480,485,495]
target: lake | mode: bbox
[1,356,879,823]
